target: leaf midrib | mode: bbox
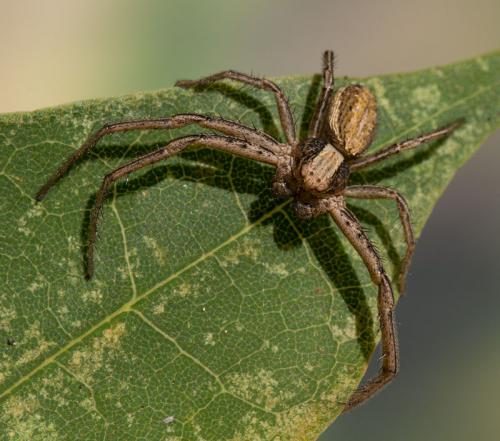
[0,198,291,402]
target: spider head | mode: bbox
[326,84,377,157]
[297,137,350,195]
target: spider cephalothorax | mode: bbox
[272,83,378,219]
[35,50,462,411]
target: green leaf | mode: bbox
[0,50,499,440]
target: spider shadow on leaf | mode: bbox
[287,211,377,360]
[179,82,283,142]
[298,73,322,140]
[78,75,443,363]
[81,148,377,361]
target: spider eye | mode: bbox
[328,85,377,157]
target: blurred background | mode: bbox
[1,1,499,439]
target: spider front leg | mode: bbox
[83,134,278,279]
[344,185,415,295]
[35,114,282,201]
[329,199,398,412]
[175,71,297,145]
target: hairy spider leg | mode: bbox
[308,50,335,138]
[85,134,279,279]
[176,71,297,146]
[35,114,282,201]
[349,119,464,171]
[344,185,415,295]
[329,199,398,411]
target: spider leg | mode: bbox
[86,134,278,279]
[308,50,335,138]
[349,119,464,171]
[35,114,283,201]
[329,199,398,412]
[344,185,415,295]
[175,71,296,146]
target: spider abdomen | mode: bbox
[328,84,377,157]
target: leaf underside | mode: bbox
[0,51,499,441]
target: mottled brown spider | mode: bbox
[35,51,462,411]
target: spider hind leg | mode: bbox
[329,200,398,411]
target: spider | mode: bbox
[35,51,462,411]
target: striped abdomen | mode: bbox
[328,85,377,157]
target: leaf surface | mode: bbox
[0,51,499,440]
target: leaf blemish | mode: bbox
[267,263,289,278]
[411,84,441,121]
[221,237,260,267]
[153,302,165,315]
[67,322,126,383]
[82,289,103,304]
[367,78,403,125]
[226,369,293,411]
[0,394,61,440]
[27,275,44,294]
[143,235,166,265]
[204,333,216,346]
[173,282,196,298]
